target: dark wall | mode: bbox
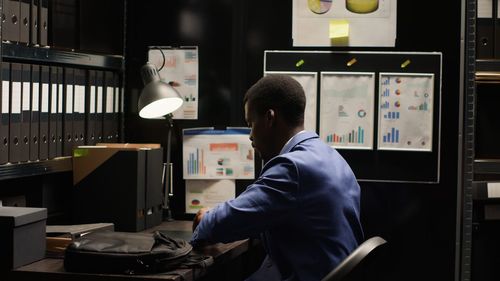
[125,1,462,280]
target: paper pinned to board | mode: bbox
[185,179,236,214]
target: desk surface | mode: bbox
[9,221,253,281]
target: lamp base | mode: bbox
[163,208,174,222]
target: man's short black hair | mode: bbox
[244,74,306,127]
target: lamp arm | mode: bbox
[163,113,174,221]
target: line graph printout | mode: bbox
[378,73,434,151]
[265,71,318,132]
[183,128,255,179]
[319,72,375,149]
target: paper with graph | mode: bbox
[183,128,255,179]
[377,73,434,151]
[319,72,375,150]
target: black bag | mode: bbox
[64,231,194,274]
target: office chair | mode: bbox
[321,236,388,281]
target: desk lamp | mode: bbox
[139,62,183,221]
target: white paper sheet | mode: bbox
[319,72,375,150]
[264,71,318,132]
[183,128,255,179]
[377,73,434,151]
[185,179,236,214]
[292,0,397,47]
[149,47,199,120]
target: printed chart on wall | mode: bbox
[319,72,375,150]
[185,179,235,214]
[378,73,434,151]
[148,47,198,120]
[183,128,255,180]
[265,71,318,132]
[292,0,397,46]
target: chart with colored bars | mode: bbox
[378,73,434,151]
[183,128,255,179]
[382,127,399,143]
[319,72,375,150]
[186,149,207,176]
[325,126,365,144]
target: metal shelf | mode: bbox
[1,43,124,70]
[476,59,500,72]
[0,157,72,180]
[474,159,500,175]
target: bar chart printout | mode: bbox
[320,72,375,150]
[183,128,255,179]
[378,73,434,151]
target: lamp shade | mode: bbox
[138,63,184,119]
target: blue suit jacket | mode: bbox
[191,131,363,281]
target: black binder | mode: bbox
[56,66,63,157]
[20,64,31,162]
[0,63,10,164]
[95,71,104,143]
[63,68,74,157]
[48,66,57,159]
[103,71,114,143]
[73,68,86,147]
[39,65,50,160]
[50,0,78,50]
[30,0,39,45]
[477,18,494,59]
[29,64,40,161]
[112,72,120,143]
[20,0,30,45]
[38,0,48,46]
[3,0,20,43]
[85,70,96,145]
[9,63,22,163]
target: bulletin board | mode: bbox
[264,51,442,183]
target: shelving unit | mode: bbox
[0,157,72,180]
[0,0,126,181]
[2,43,124,70]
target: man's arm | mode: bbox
[191,157,299,246]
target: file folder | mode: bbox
[112,72,121,143]
[73,68,86,147]
[103,71,114,143]
[38,0,48,46]
[9,63,23,163]
[95,71,104,143]
[30,0,38,45]
[29,64,40,161]
[39,65,50,160]
[50,0,78,50]
[56,67,63,157]
[0,63,10,164]
[63,68,74,157]
[477,18,494,59]
[85,70,96,145]
[20,64,31,162]
[20,0,30,45]
[3,0,21,43]
[48,66,57,159]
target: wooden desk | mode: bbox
[8,221,260,281]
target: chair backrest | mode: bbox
[321,236,387,281]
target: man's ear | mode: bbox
[265,109,276,127]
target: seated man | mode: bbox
[191,74,364,281]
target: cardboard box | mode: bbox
[0,207,47,270]
[72,144,163,232]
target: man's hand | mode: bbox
[192,207,210,232]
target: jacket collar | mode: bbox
[279,131,319,155]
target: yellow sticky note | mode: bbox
[329,19,349,46]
